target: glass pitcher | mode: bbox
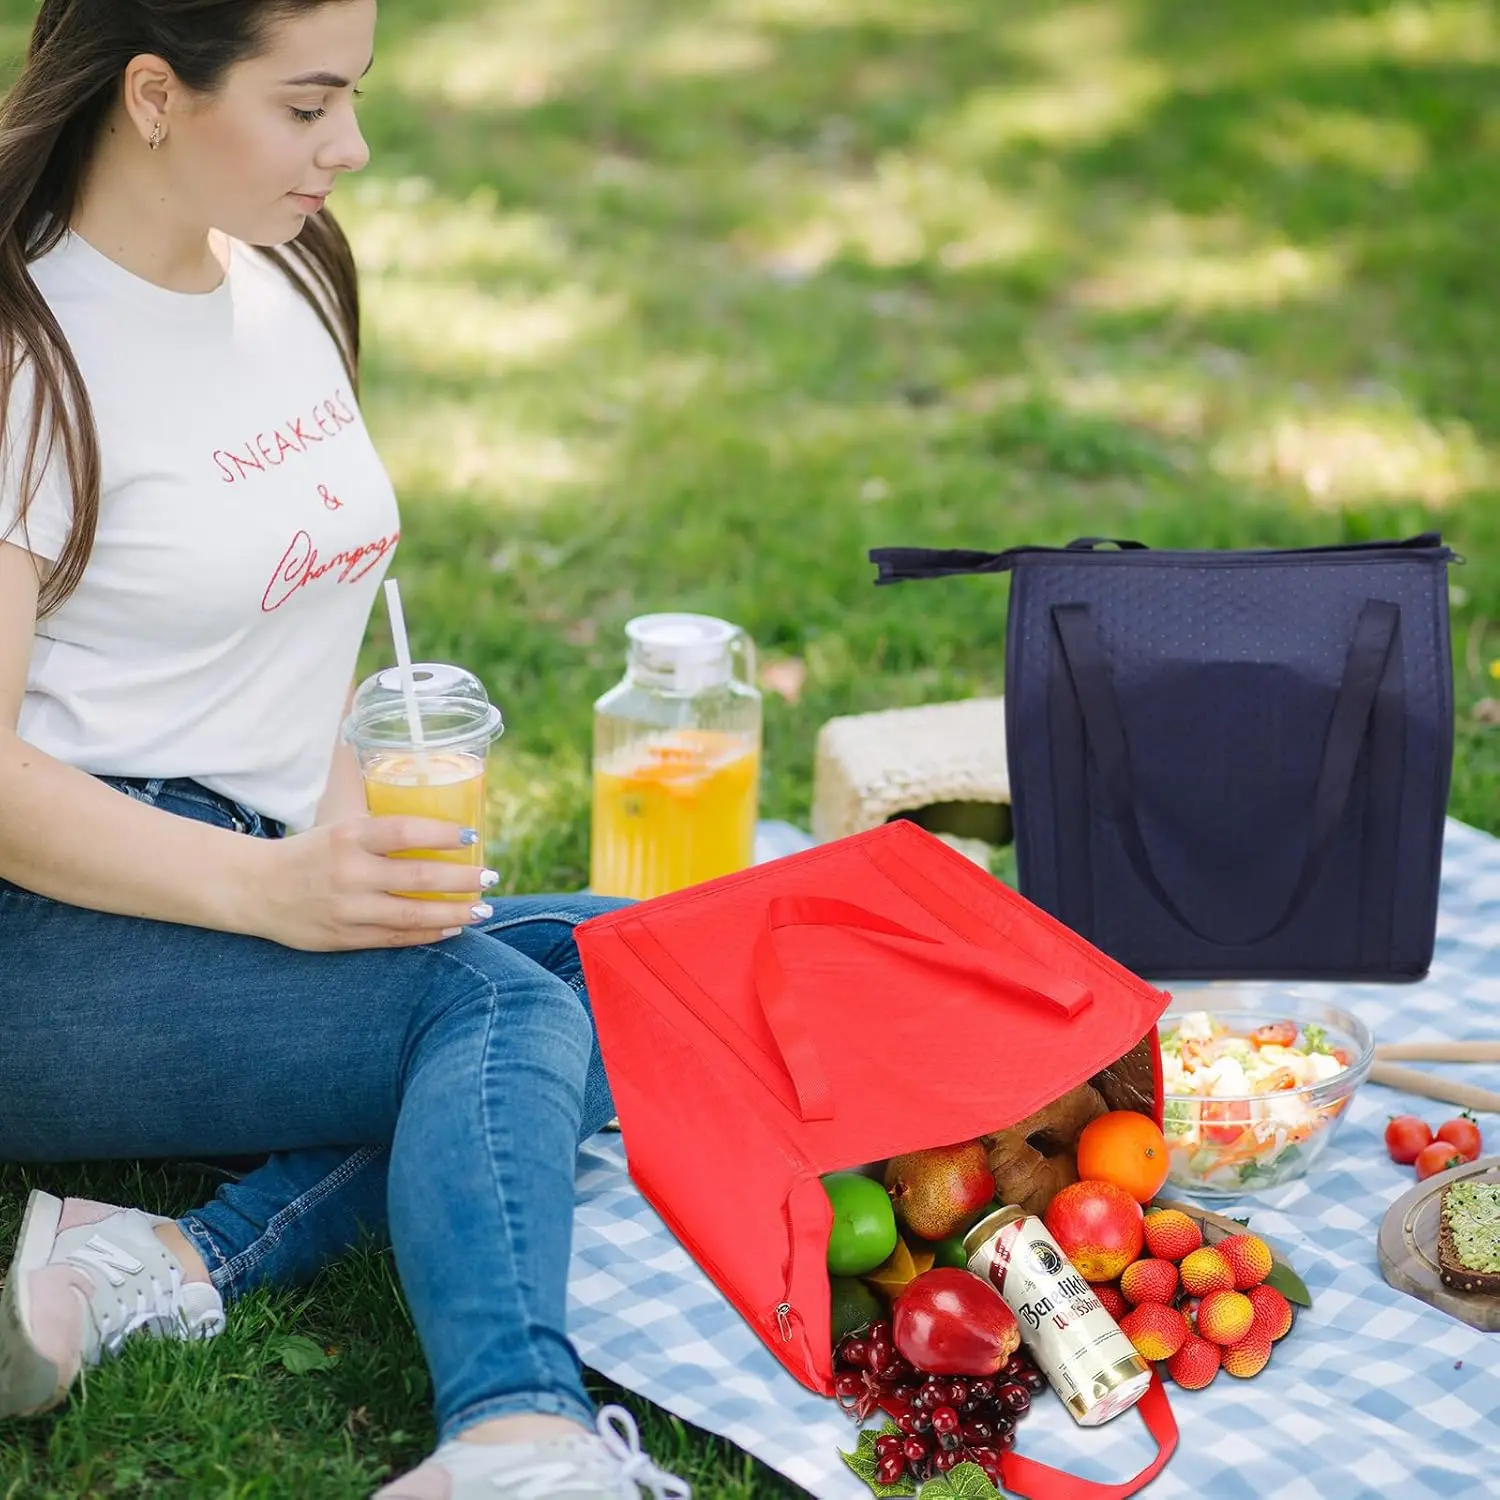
[590,613,762,900]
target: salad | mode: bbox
[1159,1010,1355,1191]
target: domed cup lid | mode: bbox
[344,662,504,752]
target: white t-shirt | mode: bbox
[0,231,400,832]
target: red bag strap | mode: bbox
[753,896,1093,1121]
[998,1371,1178,1500]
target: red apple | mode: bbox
[1043,1181,1144,1283]
[892,1268,1021,1375]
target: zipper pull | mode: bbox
[868,546,1023,584]
[775,1303,794,1342]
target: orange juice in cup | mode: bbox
[344,664,504,900]
[362,749,489,897]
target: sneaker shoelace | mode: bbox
[594,1407,690,1500]
[493,1406,690,1500]
[64,1234,193,1356]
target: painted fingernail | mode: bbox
[441,927,463,938]
[480,869,500,890]
[460,828,480,846]
[471,902,493,921]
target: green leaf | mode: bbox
[1237,1144,1301,1186]
[270,1334,337,1375]
[1263,1260,1313,1308]
[838,1423,917,1498]
[1302,1023,1333,1056]
[923,1461,1000,1498]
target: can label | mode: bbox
[965,1208,1151,1427]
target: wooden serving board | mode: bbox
[1378,1154,1500,1332]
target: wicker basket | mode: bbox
[811,697,1010,850]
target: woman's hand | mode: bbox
[248,815,496,951]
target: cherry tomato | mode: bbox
[1414,1140,1468,1181]
[1250,1021,1298,1049]
[1200,1100,1253,1147]
[1435,1114,1483,1163]
[1383,1115,1433,1165]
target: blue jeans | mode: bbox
[0,777,625,1440]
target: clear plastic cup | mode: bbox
[342,663,504,898]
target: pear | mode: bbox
[884,1140,995,1241]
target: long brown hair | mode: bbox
[0,0,362,616]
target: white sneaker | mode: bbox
[0,1189,225,1417]
[374,1405,692,1500]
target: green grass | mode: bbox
[5,0,1500,1493]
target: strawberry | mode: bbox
[1222,1328,1274,1378]
[1119,1304,1189,1362]
[1166,1333,1220,1390]
[1246,1284,1294,1342]
[1142,1209,1202,1262]
[1093,1282,1129,1321]
[1216,1233,1274,1291]
[1120,1258,1180,1307]
[1179,1246,1234,1297]
[1197,1289,1255,1346]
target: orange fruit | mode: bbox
[1076,1111,1171,1204]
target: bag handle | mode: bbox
[752,896,1093,1122]
[998,1370,1178,1500]
[1050,597,1401,949]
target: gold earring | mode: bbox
[148,121,162,151]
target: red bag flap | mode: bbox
[577,821,1172,1395]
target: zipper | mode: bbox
[778,1176,814,1358]
[871,533,1458,585]
[631,1157,819,1370]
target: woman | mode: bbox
[0,4,687,1498]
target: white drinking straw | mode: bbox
[383,578,429,774]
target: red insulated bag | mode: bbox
[577,820,1179,1498]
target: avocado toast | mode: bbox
[1437,1180,1500,1295]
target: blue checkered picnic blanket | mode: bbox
[567,819,1500,1499]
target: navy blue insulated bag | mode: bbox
[870,535,1458,981]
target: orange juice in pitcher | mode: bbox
[590,615,762,901]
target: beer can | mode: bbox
[964,1205,1151,1427]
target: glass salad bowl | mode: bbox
[1157,992,1375,1197]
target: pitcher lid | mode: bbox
[625,613,739,691]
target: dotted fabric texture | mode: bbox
[1004,548,1454,979]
